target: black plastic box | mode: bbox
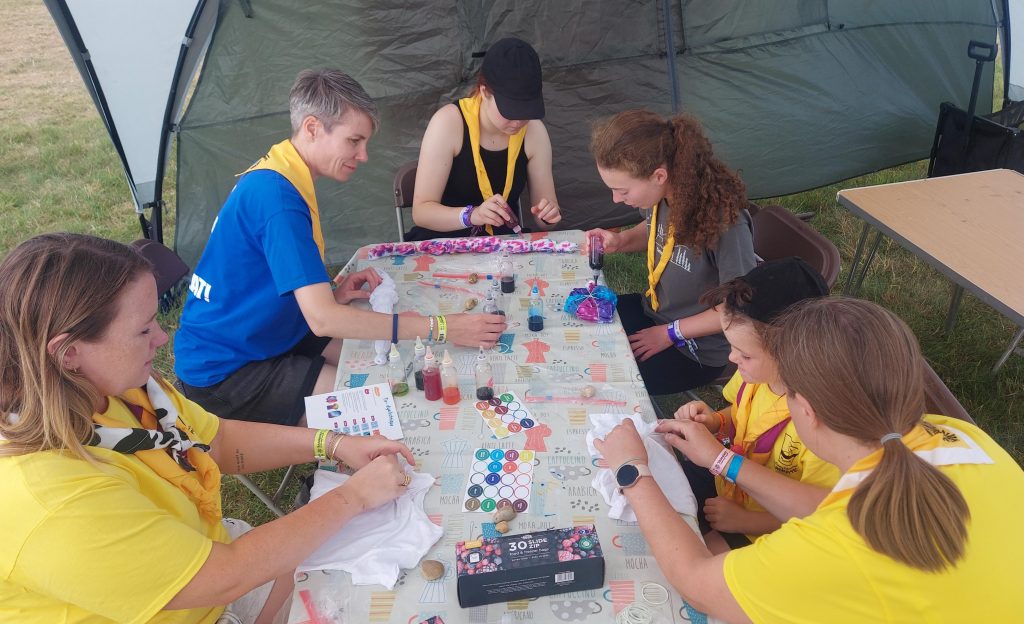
[455,525,605,608]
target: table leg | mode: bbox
[845,222,871,294]
[850,230,884,297]
[943,285,965,333]
[993,327,1024,373]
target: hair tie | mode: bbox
[880,432,902,444]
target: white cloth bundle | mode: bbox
[368,268,398,365]
[586,413,698,522]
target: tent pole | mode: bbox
[661,0,681,114]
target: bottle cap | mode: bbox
[531,284,540,296]
[414,336,425,354]
[477,345,487,360]
[389,343,400,361]
[442,349,453,365]
[425,345,435,361]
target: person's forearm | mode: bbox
[412,200,465,232]
[624,478,716,606]
[733,461,829,521]
[302,293,430,341]
[165,485,366,609]
[674,307,723,339]
[210,420,321,474]
[730,509,783,536]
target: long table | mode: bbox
[288,230,717,624]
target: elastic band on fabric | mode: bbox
[880,432,902,444]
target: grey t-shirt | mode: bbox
[641,200,756,367]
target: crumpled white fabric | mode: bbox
[368,268,398,365]
[298,468,442,588]
[586,413,698,522]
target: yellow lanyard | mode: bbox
[645,201,675,311]
[458,95,527,235]
[240,139,325,261]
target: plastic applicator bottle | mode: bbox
[474,345,494,401]
[422,345,443,401]
[412,336,426,391]
[441,349,461,405]
[528,284,544,331]
[387,343,409,396]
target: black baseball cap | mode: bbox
[739,257,829,324]
[481,37,545,120]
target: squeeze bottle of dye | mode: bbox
[422,346,443,401]
[491,280,507,316]
[387,343,409,396]
[482,291,499,315]
[588,232,605,284]
[412,336,426,391]
[528,284,544,332]
[441,349,461,404]
[474,345,494,401]
[499,249,515,293]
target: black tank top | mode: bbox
[405,103,529,240]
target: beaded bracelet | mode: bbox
[460,205,474,228]
[436,315,448,343]
[427,315,435,344]
[313,428,330,460]
[724,454,745,483]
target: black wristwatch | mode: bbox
[615,462,652,491]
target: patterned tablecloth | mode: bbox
[288,231,718,624]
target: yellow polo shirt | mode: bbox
[0,391,227,623]
[724,415,1024,622]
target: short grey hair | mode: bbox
[289,69,380,134]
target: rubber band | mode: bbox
[616,602,655,624]
[641,582,669,606]
[880,432,902,444]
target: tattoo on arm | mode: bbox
[234,449,245,472]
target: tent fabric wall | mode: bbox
[175,0,997,268]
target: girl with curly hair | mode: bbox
[588,110,756,395]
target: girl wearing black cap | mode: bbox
[408,37,562,240]
[670,257,839,552]
[587,110,757,396]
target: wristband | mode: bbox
[427,315,435,344]
[391,313,399,345]
[715,411,727,435]
[460,205,474,228]
[313,428,330,460]
[724,454,745,483]
[436,315,448,344]
[709,448,734,476]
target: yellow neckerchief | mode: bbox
[240,139,325,261]
[719,382,790,504]
[821,418,994,508]
[645,201,675,311]
[93,379,223,524]
[458,95,527,235]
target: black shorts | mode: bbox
[179,331,332,426]
[615,294,726,395]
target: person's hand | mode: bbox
[628,325,672,362]
[593,418,648,470]
[340,455,408,511]
[656,419,723,468]
[531,198,561,225]
[584,228,621,254]
[445,313,507,348]
[333,268,383,304]
[674,400,720,433]
[469,195,515,228]
[333,434,415,470]
[704,497,750,534]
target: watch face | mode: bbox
[615,464,640,488]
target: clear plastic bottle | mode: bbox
[441,349,461,405]
[499,249,515,293]
[412,336,426,391]
[422,345,443,401]
[387,343,409,396]
[474,345,494,400]
[489,280,506,316]
[528,284,544,332]
[482,290,499,315]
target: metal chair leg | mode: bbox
[844,222,871,294]
[396,206,406,242]
[851,230,884,296]
[233,474,286,518]
[993,327,1024,373]
[271,464,298,504]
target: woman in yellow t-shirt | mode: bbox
[0,233,416,624]
[595,297,1024,623]
[672,257,840,552]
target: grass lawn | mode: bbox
[2,2,1020,525]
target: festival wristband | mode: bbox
[724,454,745,483]
[436,315,448,343]
[313,428,330,461]
[391,313,399,345]
[709,448,734,476]
[460,205,474,228]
